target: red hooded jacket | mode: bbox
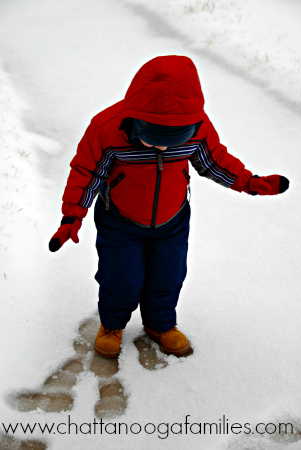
[62,55,252,227]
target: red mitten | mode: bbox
[244,175,289,196]
[49,203,88,252]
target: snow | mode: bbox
[126,0,301,109]
[0,0,301,449]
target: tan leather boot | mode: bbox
[144,326,191,356]
[94,324,123,358]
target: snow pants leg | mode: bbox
[94,196,190,331]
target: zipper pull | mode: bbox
[104,172,125,211]
[105,187,110,210]
[158,152,163,170]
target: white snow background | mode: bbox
[0,0,301,449]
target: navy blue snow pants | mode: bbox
[94,196,190,331]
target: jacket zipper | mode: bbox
[183,168,191,202]
[105,172,125,210]
[151,150,163,227]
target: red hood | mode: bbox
[119,55,205,126]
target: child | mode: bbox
[49,55,289,358]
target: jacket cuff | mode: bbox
[230,169,253,193]
[62,202,88,219]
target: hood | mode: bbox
[119,55,205,127]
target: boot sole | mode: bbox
[94,343,120,358]
[144,328,191,356]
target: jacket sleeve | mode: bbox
[62,119,115,208]
[189,113,252,192]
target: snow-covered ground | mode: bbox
[0,0,301,449]
[126,0,301,109]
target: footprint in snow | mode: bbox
[0,432,47,449]
[134,335,169,370]
[6,313,191,429]
[6,312,127,420]
[134,334,193,370]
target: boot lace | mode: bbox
[103,327,122,339]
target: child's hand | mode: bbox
[245,175,289,196]
[49,218,82,252]
[49,203,88,252]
